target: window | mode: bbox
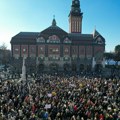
[40,47,43,51]
[64,48,69,53]
[15,48,19,51]
[72,49,76,54]
[49,55,60,61]
[53,48,59,52]
[49,48,59,53]
[37,37,45,43]
[72,57,77,60]
[23,48,26,52]
[53,56,59,60]
[50,48,53,53]
[63,56,69,61]
[31,47,35,53]
[47,35,60,43]
[39,56,44,60]
[63,37,71,43]
[96,37,103,44]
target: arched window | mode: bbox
[63,37,71,43]
[96,37,103,44]
[36,37,45,43]
[47,35,60,43]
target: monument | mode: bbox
[92,57,96,69]
[18,57,26,83]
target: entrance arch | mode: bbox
[63,63,71,72]
[79,64,84,72]
[49,63,59,72]
[71,63,77,71]
[95,64,103,73]
[87,64,92,72]
[38,63,44,72]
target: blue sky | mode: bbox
[0,0,120,52]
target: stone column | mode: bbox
[20,57,26,81]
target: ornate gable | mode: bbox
[36,36,45,43]
[63,37,72,44]
[47,35,60,43]
[96,36,104,44]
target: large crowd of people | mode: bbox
[0,73,120,120]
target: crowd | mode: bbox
[0,73,120,120]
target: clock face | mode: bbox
[75,1,78,4]
[75,10,78,12]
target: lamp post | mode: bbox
[36,57,39,77]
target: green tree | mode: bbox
[115,45,120,53]
[104,52,114,65]
[0,43,7,50]
[114,45,120,65]
[0,43,11,65]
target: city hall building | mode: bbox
[10,0,105,73]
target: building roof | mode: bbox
[69,33,93,41]
[11,20,105,45]
[12,32,39,38]
[11,32,39,44]
[11,32,95,44]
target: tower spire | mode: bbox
[52,15,56,26]
[69,0,83,33]
[70,0,82,16]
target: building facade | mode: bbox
[10,0,105,73]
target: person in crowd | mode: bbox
[0,73,120,120]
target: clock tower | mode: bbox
[69,0,83,33]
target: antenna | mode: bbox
[53,15,55,19]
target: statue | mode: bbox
[92,57,96,69]
[18,57,26,83]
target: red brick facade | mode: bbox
[13,45,20,57]
[63,45,70,56]
[21,45,28,57]
[79,46,85,58]
[29,45,36,57]
[86,46,92,58]
[48,45,60,55]
[38,45,45,56]
[72,46,78,56]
